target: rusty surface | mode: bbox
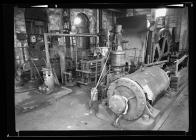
[107,77,146,121]
[107,66,169,121]
[127,66,170,102]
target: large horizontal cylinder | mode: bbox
[107,66,170,120]
[127,66,170,101]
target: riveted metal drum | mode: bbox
[107,66,170,121]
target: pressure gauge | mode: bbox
[30,35,36,43]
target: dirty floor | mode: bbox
[15,86,118,130]
[15,86,189,131]
[15,68,189,131]
[160,86,189,131]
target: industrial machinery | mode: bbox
[107,66,170,122]
[89,24,127,112]
[106,25,126,85]
[76,58,105,86]
[89,24,188,129]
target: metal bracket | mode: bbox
[144,102,155,119]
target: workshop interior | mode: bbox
[14,6,189,131]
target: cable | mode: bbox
[95,48,111,89]
[98,69,110,84]
[90,49,111,102]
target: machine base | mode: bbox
[118,107,160,130]
[95,103,161,130]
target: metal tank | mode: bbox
[110,50,125,73]
[114,25,123,47]
[107,66,170,121]
[110,25,125,74]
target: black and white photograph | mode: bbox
[3,2,192,137]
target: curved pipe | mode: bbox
[54,45,66,84]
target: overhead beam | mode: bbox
[107,9,124,13]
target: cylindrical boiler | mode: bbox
[74,13,90,59]
[107,66,170,121]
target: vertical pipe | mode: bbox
[57,50,66,84]
[96,9,99,46]
[146,31,152,63]
[99,9,102,32]
[97,9,99,34]
[75,36,78,69]
[99,9,102,46]
[44,33,50,68]
[21,40,26,63]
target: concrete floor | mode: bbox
[160,86,189,131]
[15,85,189,131]
[15,69,189,131]
[15,86,118,130]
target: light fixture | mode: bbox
[155,8,167,18]
[167,4,184,7]
[147,20,150,28]
[74,16,82,25]
[31,5,48,7]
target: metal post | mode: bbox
[174,55,188,76]
[99,9,102,46]
[44,33,50,68]
[95,61,98,85]
[75,36,78,70]
[144,60,168,67]
[97,9,99,45]
[175,60,178,76]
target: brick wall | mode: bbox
[122,9,150,64]
[126,9,152,21]
[14,7,29,65]
[47,8,64,32]
[102,10,114,33]
[70,8,97,47]
[69,9,117,47]
[70,9,97,34]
